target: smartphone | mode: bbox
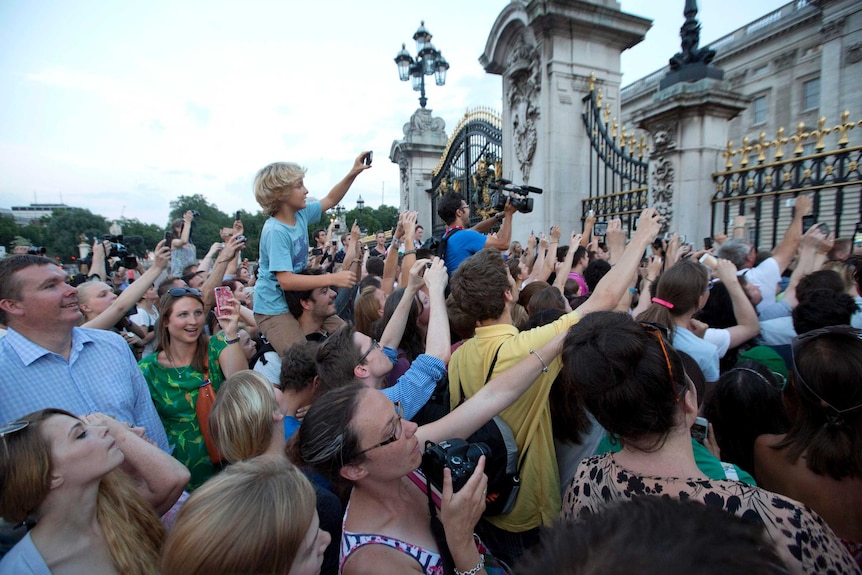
[679,234,687,244]
[311,247,323,256]
[801,214,816,234]
[164,231,173,243]
[817,222,830,236]
[235,210,241,222]
[854,222,862,246]
[364,151,373,166]
[785,198,796,208]
[703,237,714,250]
[331,240,338,246]
[691,416,708,443]
[214,286,233,318]
[593,222,608,236]
[587,209,595,217]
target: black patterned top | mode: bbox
[562,453,860,575]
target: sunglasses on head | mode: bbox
[168,287,202,298]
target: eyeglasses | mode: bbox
[168,287,202,298]
[639,322,682,403]
[354,401,404,457]
[458,204,469,211]
[357,339,380,366]
[0,421,29,438]
[791,326,862,417]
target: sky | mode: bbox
[0,0,790,226]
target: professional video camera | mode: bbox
[103,235,142,269]
[488,179,543,214]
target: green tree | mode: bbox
[0,214,19,252]
[168,195,232,260]
[43,208,109,261]
[235,209,266,262]
[118,218,165,255]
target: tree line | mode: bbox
[1,194,400,264]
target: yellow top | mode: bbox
[447,310,580,532]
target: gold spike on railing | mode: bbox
[596,88,603,109]
[738,136,753,168]
[620,126,628,149]
[754,132,768,164]
[603,103,611,125]
[589,72,595,93]
[790,122,809,155]
[723,141,735,169]
[811,117,831,151]
[773,127,788,161]
[611,118,618,140]
[834,110,855,146]
[638,135,647,159]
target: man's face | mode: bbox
[282,180,309,211]
[111,267,127,287]
[458,201,470,227]
[376,232,386,245]
[187,271,206,288]
[1,264,82,329]
[315,231,327,246]
[415,227,424,242]
[306,286,336,321]
[352,331,392,383]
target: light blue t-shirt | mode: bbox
[253,202,322,316]
[444,229,487,274]
[673,326,720,382]
[0,532,49,575]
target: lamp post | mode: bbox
[394,21,450,109]
[356,195,365,234]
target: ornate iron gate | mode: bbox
[712,112,862,248]
[581,74,649,235]
[429,108,502,235]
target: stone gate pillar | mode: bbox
[481,0,651,239]
[389,108,448,234]
[631,83,748,239]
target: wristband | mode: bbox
[454,555,485,575]
[402,250,417,256]
[530,349,549,373]
[224,336,240,345]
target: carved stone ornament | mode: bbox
[773,49,796,71]
[649,122,678,156]
[650,156,675,233]
[505,37,541,184]
[727,69,748,88]
[403,108,446,139]
[846,42,862,65]
[820,16,846,42]
[398,156,410,209]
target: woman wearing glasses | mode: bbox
[559,312,858,574]
[297,333,568,575]
[0,408,186,574]
[138,286,246,489]
[638,257,759,385]
[754,326,862,569]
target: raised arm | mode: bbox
[379,259,425,350]
[214,297,248,378]
[399,212,418,288]
[171,211,194,248]
[482,200,517,251]
[553,232,582,294]
[419,258,450,363]
[82,413,189,515]
[201,230,246,313]
[419,331,566,443]
[320,151,372,212]
[88,239,109,282]
[605,219,627,266]
[714,259,760,348]
[83,241,171,330]
[578,208,662,315]
[781,224,828,309]
[582,211,595,247]
[771,195,811,272]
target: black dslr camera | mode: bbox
[488,179,543,214]
[422,439,490,493]
[103,235,137,269]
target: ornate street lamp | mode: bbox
[356,195,365,231]
[394,21,449,109]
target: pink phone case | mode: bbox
[214,286,232,318]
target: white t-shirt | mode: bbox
[129,305,159,357]
[704,328,731,358]
[740,257,781,314]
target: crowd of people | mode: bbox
[0,150,860,574]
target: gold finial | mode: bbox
[723,141,735,169]
[628,134,637,154]
[603,103,611,125]
[611,118,618,140]
[596,88,603,109]
[755,132,768,164]
[738,136,753,168]
[811,116,831,151]
[772,127,788,161]
[791,122,809,155]
[589,72,595,93]
[620,126,628,148]
[834,110,855,146]
[637,135,647,159]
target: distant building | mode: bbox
[622,0,861,149]
[10,203,72,225]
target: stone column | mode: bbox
[389,108,448,233]
[481,0,651,239]
[629,79,748,239]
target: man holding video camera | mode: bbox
[437,191,517,274]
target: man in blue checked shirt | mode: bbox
[0,255,169,451]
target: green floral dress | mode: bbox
[139,335,228,490]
